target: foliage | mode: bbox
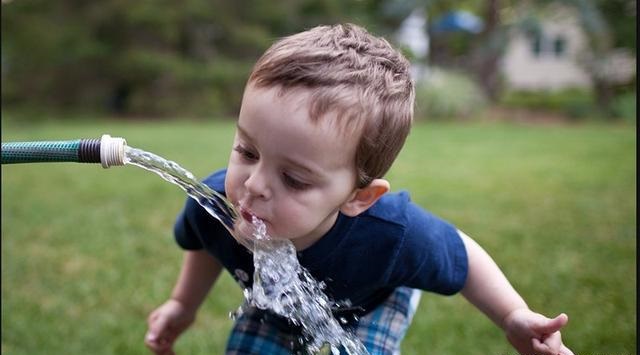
[595,0,636,51]
[414,68,488,120]
[0,0,386,118]
[500,89,637,122]
[500,88,597,119]
[1,0,635,118]
[1,118,636,354]
[610,91,637,123]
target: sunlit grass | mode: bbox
[2,118,636,354]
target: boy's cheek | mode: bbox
[224,173,240,204]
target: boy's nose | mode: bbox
[244,168,272,200]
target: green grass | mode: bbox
[2,117,636,354]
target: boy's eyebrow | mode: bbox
[236,124,253,141]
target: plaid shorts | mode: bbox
[225,287,421,355]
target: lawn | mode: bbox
[1,117,636,354]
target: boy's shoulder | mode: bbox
[363,190,412,227]
[361,189,457,241]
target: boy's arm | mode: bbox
[145,250,222,354]
[171,249,223,312]
[458,230,574,355]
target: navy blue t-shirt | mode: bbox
[174,169,468,316]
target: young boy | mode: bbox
[145,24,574,355]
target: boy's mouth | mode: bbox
[238,206,257,223]
[236,206,271,242]
[241,209,254,222]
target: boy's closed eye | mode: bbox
[234,145,259,161]
[282,172,311,191]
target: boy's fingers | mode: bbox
[146,330,174,345]
[148,314,173,339]
[538,331,563,353]
[532,313,568,335]
[531,337,551,354]
[530,319,572,355]
[145,333,174,355]
[532,335,563,355]
[146,316,176,353]
[144,337,166,354]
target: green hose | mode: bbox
[2,140,86,164]
[1,135,127,168]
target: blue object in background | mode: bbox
[431,11,484,33]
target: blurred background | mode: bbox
[1,0,636,354]
[1,0,636,121]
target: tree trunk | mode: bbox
[593,78,614,116]
[474,0,502,103]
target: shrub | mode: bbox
[123,56,252,117]
[414,68,488,120]
[611,91,636,123]
[500,88,595,119]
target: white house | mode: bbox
[500,4,636,91]
[501,5,592,90]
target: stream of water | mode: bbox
[123,146,367,355]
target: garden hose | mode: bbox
[1,134,127,168]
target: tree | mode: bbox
[1,0,381,117]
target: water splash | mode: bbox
[123,147,238,236]
[247,216,367,354]
[123,146,367,354]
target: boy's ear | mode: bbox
[340,179,390,217]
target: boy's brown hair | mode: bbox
[248,23,414,188]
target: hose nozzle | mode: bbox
[99,134,127,168]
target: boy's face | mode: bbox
[225,84,359,250]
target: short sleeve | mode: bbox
[174,198,205,250]
[390,202,468,295]
[173,168,228,251]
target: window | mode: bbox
[531,33,543,57]
[530,33,569,58]
[553,36,566,57]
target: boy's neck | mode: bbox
[290,210,341,251]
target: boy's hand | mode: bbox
[145,299,196,355]
[503,308,574,355]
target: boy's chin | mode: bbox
[232,218,290,250]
